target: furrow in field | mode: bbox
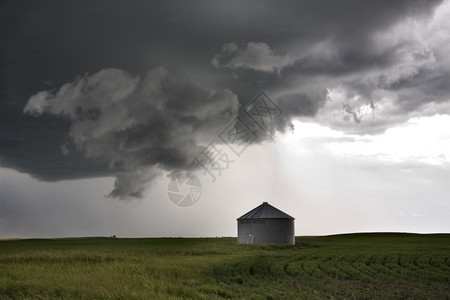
[288,260,306,277]
[302,260,327,279]
[366,255,405,281]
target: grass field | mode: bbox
[0,233,449,299]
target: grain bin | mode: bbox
[237,202,295,245]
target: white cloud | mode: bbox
[327,115,450,166]
[283,115,450,167]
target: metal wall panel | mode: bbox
[237,219,295,245]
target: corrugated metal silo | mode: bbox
[237,202,295,245]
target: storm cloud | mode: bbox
[212,42,296,74]
[23,67,238,198]
[1,0,450,199]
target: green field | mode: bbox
[0,233,449,299]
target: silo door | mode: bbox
[247,233,255,244]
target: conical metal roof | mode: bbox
[237,202,294,220]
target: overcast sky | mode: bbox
[1,0,449,238]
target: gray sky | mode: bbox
[1,0,449,238]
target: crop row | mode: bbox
[213,252,450,284]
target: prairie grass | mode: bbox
[0,233,449,299]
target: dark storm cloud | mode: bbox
[212,42,296,74]
[1,0,448,198]
[23,67,238,199]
